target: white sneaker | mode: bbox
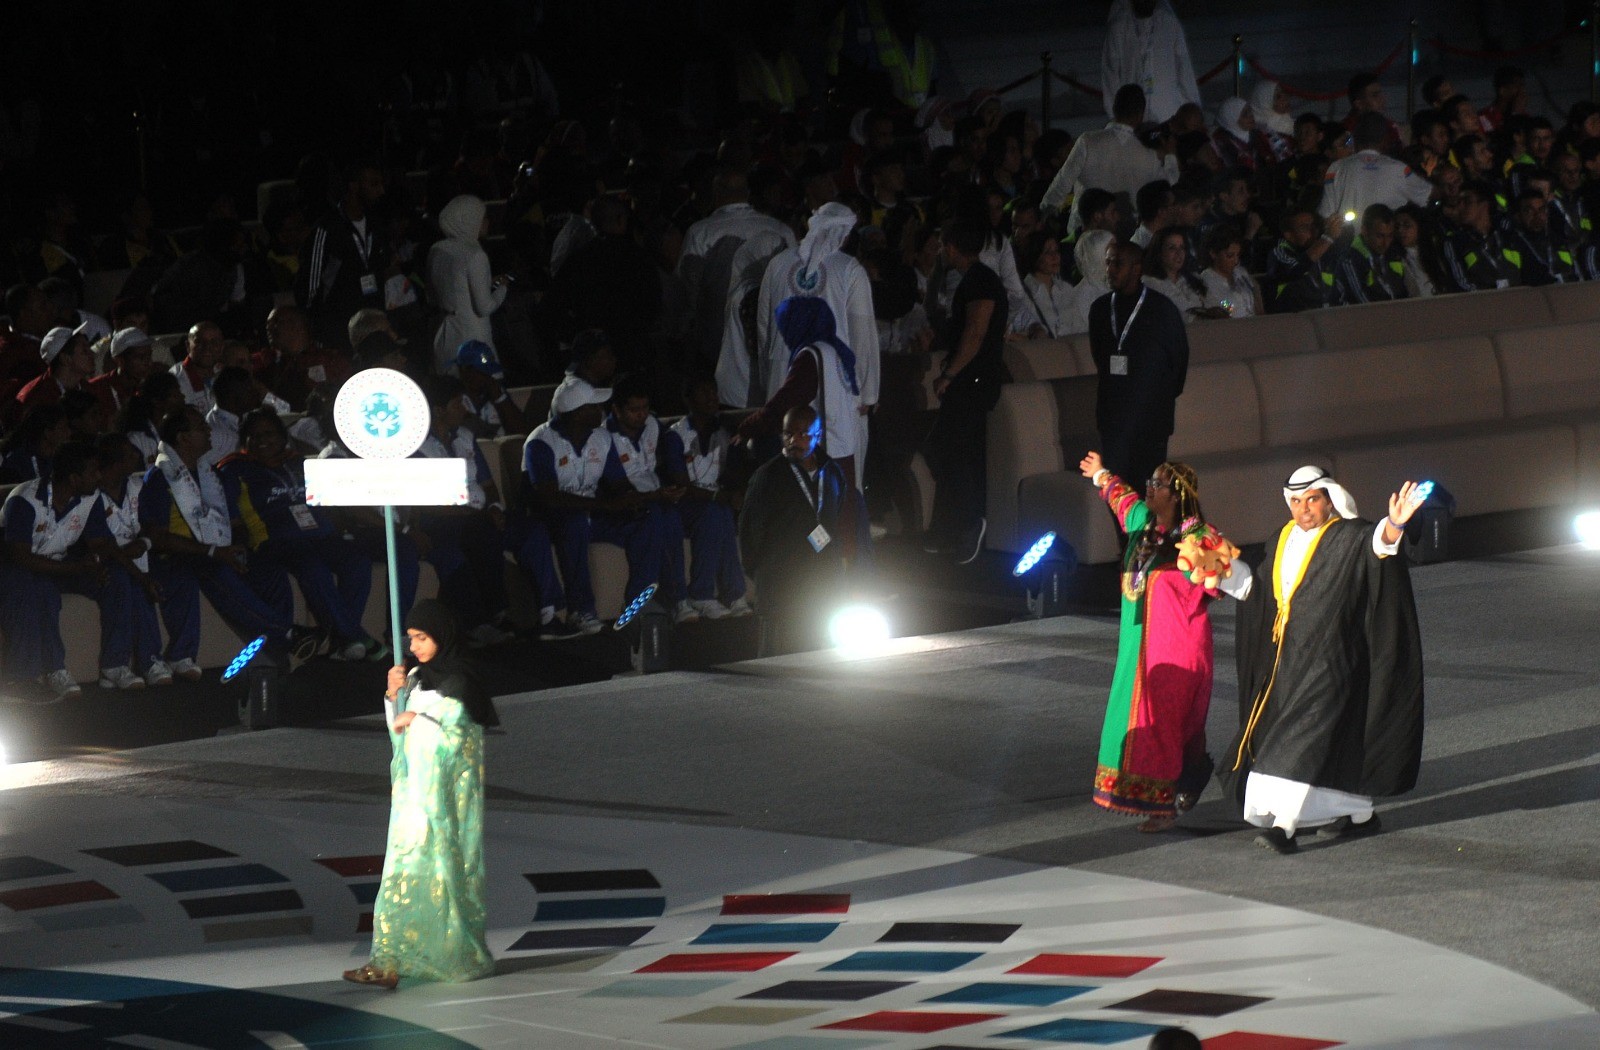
[569,612,604,636]
[673,599,701,624]
[171,658,203,682]
[688,598,730,620]
[41,669,82,702]
[332,639,369,661]
[538,605,556,626]
[869,522,889,541]
[144,660,175,687]
[98,666,146,691]
[726,596,754,617]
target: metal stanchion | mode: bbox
[1592,1,1599,103]
[1040,51,1053,129]
[1232,35,1244,98]
[1407,20,1419,120]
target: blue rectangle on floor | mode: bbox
[694,923,839,945]
[147,863,288,894]
[926,981,1095,1007]
[823,951,981,973]
[584,977,733,998]
[0,856,70,882]
[509,926,654,951]
[534,897,667,922]
[998,1018,1166,1044]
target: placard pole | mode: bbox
[383,503,404,668]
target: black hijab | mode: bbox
[404,600,499,728]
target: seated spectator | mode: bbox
[1060,187,1121,283]
[206,366,266,463]
[454,340,529,437]
[140,406,315,680]
[1452,134,1504,206]
[1195,170,1265,266]
[93,433,171,686]
[541,194,662,377]
[737,297,865,492]
[1528,116,1557,169]
[1280,113,1331,201]
[1143,227,1213,321]
[1480,65,1528,132]
[738,405,850,657]
[1249,80,1295,158]
[150,218,270,338]
[219,408,383,662]
[1066,229,1117,335]
[523,378,664,635]
[8,325,95,429]
[1130,179,1175,249]
[0,403,70,485]
[1016,231,1075,338]
[1548,151,1590,248]
[260,199,310,292]
[1501,188,1577,286]
[549,329,619,422]
[171,321,224,413]
[415,376,515,647]
[118,371,185,465]
[602,374,700,624]
[40,276,109,343]
[1200,223,1264,318]
[1264,206,1339,312]
[662,375,750,619]
[866,148,922,229]
[220,340,292,417]
[1320,112,1434,236]
[1394,204,1447,298]
[253,305,353,413]
[88,328,156,433]
[1403,110,1453,179]
[1211,99,1272,174]
[1443,182,1519,291]
[1336,204,1409,304]
[1169,102,1222,177]
[0,441,160,700]
[0,283,54,398]
[1342,74,1402,154]
[98,193,180,274]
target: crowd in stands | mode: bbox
[0,0,1590,701]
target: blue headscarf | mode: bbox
[775,296,860,396]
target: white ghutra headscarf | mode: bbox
[1283,465,1359,520]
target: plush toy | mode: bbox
[1175,530,1240,591]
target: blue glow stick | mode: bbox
[614,583,659,630]
[1013,532,1057,577]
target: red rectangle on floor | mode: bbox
[637,952,796,973]
[821,1010,1005,1033]
[1204,1033,1343,1050]
[0,880,118,911]
[315,855,384,878]
[722,894,851,915]
[1007,953,1162,978]
[357,912,373,933]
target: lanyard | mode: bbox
[351,218,372,268]
[787,460,823,524]
[1024,279,1060,338]
[1514,229,1555,276]
[1109,286,1147,356]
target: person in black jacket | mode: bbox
[738,405,849,657]
[297,161,394,348]
[1089,240,1189,494]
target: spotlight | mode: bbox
[828,604,891,655]
[1015,531,1076,618]
[1343,210,1357,224]
[617,584,671,674]
[225,635,285,730]
[1575,510,1600,549]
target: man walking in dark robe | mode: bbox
[1221,466,1427,854]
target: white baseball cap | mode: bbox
[551,376,612,416]
[109,327,153,358]
[40,326,78,364]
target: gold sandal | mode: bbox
[342,964,398,989]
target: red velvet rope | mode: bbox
[1195,54,1234,86]
[1246,38,1407,101]
[992,68,1043,96]
[1052,71,1105,99]
[1426,28,1571,61]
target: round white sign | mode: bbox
[332,368,431,460]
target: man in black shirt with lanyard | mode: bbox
[923,218,1008,564]
[740,405,850,656]
[1088,240,1189,491]
[297,161,393,348]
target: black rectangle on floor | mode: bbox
[508,926,654,951]
[179,889,304,919]
[1106,988,1271,1017]
[877,922,1021,943]
[741,979,913,1001]
[524,869,661,893]
[0,856,71,882]
[84,840,237,866]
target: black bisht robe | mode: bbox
[1219,517,1424,808]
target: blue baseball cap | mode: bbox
[455,340,504,378]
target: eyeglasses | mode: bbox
[1146,476,1172,490]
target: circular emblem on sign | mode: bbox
[333,368,430,460]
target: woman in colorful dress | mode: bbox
[1080,450,1251,831]
[343,600,499,988]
